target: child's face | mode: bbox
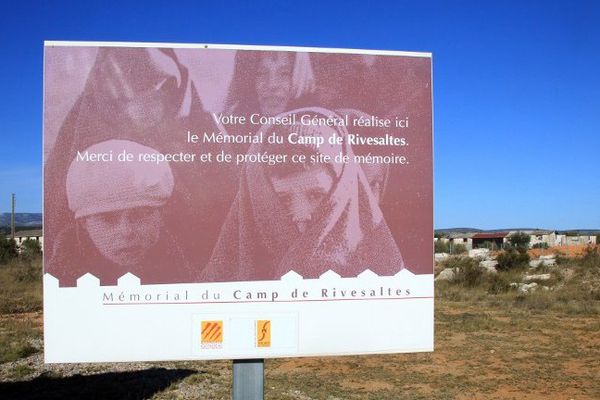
[271,167,334,234]
[255,52,293,116]
[84,207,162,266]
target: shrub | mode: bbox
[20,239,42,262]
[0,238,18,264]
[487,274,511,294]
[441,255,471,270]
[508,232,531,249]
[496,248,530,271]
[579,245,600,269]
[456,262,484,287]
[435,240,449,253]
[451,243,467,255]
[435,241,468,255]
[442,256,482,287]
[532,243,549,249]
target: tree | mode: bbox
[0,238,18,264]
[508,232,531,249]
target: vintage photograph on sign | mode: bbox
[43,42,433,362]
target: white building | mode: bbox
[9,229,43,252]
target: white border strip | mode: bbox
[43,41,431,58]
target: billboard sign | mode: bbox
[43,41,433,362]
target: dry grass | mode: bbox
[0,258,43,365]
[0,313,42,364]
[0,258,42,314]
[262,302,600,400]
[1,252,599,399]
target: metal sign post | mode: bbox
[232,359,264,400]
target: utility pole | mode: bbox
[11,193,15,240]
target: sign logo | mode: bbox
[256,320,271,348]
[201,321,223,349]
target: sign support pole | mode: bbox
[232,359,264,400]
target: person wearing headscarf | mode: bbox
[44,47,237,269]
[202,107,404,282]
[219,50,315,154]
[47,140,192,286]
[335,107,391,205]
[224,50,315,117]
[360,55,433,273]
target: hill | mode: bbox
[0,213,42,227]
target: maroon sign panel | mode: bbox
[44,45,432,287]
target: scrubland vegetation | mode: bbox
[0,244,598,399]
[436,245,600,315]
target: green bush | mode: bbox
[435,240,449,253]
[0,238,18,264]
[532,243,549,249]
[441,255,470,270]
[496,248,530,271]
[487,274,511,294]
[435,241,467,255]
[508,232,531,249]
[452,243,468,255]
[21,238,42,261]
[442,256,483,287]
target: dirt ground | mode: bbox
[262,301,600,400]
[1,298,598,400]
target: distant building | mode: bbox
[8,229,43,252]
[434,229,597,250]
[524,230,557,247]
[433,232,473,250]
[555,233,597,246]
[507,229,557,248]
[472,232,509,250]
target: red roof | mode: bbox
[472,232,509,239]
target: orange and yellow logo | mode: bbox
[201,321,223,346]
[256,320,271,348]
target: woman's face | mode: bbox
[255,53,293,116]
[271,167,333,234]
[84,207,162,266]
